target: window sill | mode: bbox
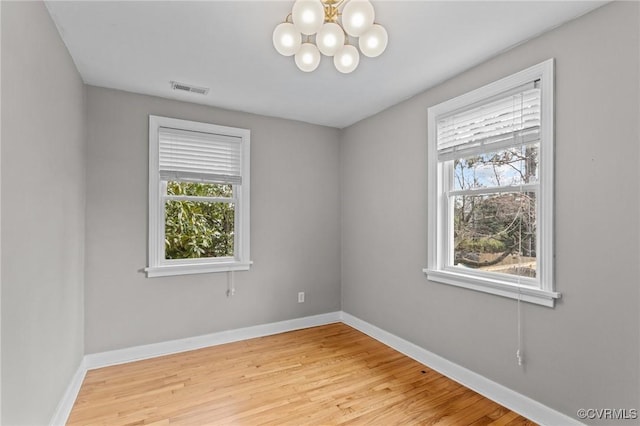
[146,261,252,278]
[423,268,560,307]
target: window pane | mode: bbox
[165,200,235,259]
[166,181,233,198]
[453,192,536,279]
[453,144,538,191]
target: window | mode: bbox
[424,59,559,307]
[146,116,251,277]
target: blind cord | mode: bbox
[516,205,524,366]
[515,97,525,368]
[226,271,236,298]
[517,290,523,366]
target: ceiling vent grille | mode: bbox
[170,81,209,95]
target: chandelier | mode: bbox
[272,0,388,74]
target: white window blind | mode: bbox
[159,127,243,185]
[437,82,540,160]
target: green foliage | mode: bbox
[164,181,235,259]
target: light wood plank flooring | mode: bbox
[68,323,535,425]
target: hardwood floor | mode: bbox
[67,323,535,425]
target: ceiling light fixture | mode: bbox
[273,0,388,74]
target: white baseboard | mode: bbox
[340,312,583,426]
[49,357,87,426]
[84,311,342,370]
[51,311,341,426]
[51,310,580,426]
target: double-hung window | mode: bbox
[425,59,559,307]
[146,116,251,277]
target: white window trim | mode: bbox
[145,115,251,278]
[424,59,559,307]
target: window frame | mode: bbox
[145,115,251,278]
[424,59,559,307]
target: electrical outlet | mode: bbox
[298,292,305,303]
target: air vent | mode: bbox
[170,81,209,95]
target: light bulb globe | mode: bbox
[316,23,345,56]
[341,0,375,37]
[295,43,321,72]
[358,24,387,57]
[333,44,360,73]
[292,0,325,35]
[273,23,302,56]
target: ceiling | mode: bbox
[45,1,606,129]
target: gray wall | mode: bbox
[1,1,637,425]
[340,2,639,423]
[1,2,86,425]
[84,86,341,353]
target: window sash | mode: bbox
[163,195,235,203]
[443,151,540,270]
[447,183,538,197]
[443,264,539,287]
[159,181,239,264]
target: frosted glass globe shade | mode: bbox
[272,23,302,56]
[295,43,321,72]
[333,44,360,73]
[316,23,345,56]
[291,0,324,35]
[341,0,375,37]
[358,24,387,57]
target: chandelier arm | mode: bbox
[323,4,339,23]
[341,26,350,44]
[331,0,348,18]
[322,0,347,6]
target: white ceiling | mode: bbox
[45,1,606,129]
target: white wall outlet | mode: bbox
[298,292,305,303]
